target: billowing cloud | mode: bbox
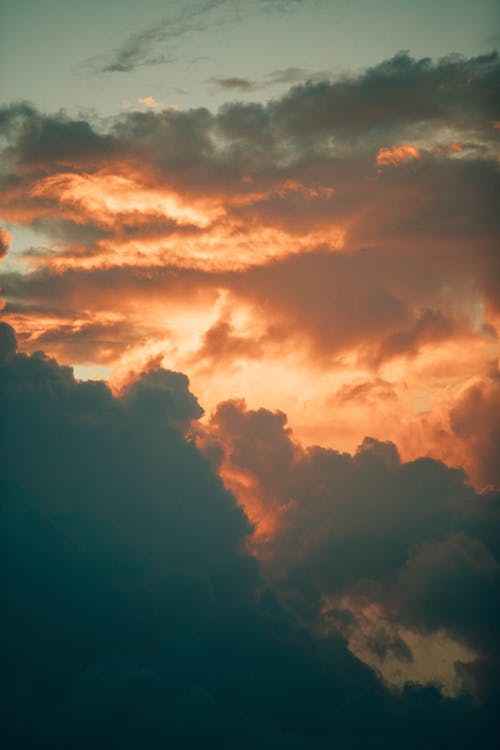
[206,398,500,699]
[1,322,498,747]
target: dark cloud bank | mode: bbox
[1,322,499,748]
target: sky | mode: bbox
[1,1,499,747]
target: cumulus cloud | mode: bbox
[1,322,498,747]
[206,399,500,699]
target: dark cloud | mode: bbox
[1,323,498,747]
[211,68,332,93]
[450,377,500,490]
[0,320,16,363]
[0,103,117,169]
[394,534,499,653]
[213,77,257,90]
[268,50,500,142]
[28,320,152,366]
[207,399,500,696]
[4,52,499,185]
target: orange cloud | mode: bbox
[1,61,499,502]
[139,96,162,108]
[376,144,421,166]
[0,227,12,258]
[30,172,222,229]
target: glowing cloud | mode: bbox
[376,144,421,166]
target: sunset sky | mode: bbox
[1,1,499,747]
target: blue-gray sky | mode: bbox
[1,0,499,116]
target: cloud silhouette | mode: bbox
[1,322,498,748]
[208,399,500,697]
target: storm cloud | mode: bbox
[1,322,498,748]
[207,399,500,698]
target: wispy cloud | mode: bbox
[211,66,333,91]
[83,0,317,75]
[212,76,257,91]
[85,0,228,74]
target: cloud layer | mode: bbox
[0,53,498,469]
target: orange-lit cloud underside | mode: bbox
[1,59,499,509]
[4,170,344,271]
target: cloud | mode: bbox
[212,77,257,91]
[265,66,332,85]
[4,322,498,746]
[24,319,152,366]
[376,143,421,166]
[85,0,315,75]
[86,0,229,73]
[1,44,499,746]
[1,323,499,746]
[450,377,500,489]
[0,51,499,491]
[0,227,12,258]
[268,50,500,142]
[206,398,500,701]
[139,96,163,108]
[190,318,265,365]
[211,67,332,93]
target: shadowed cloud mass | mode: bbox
[1,322,499,748]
